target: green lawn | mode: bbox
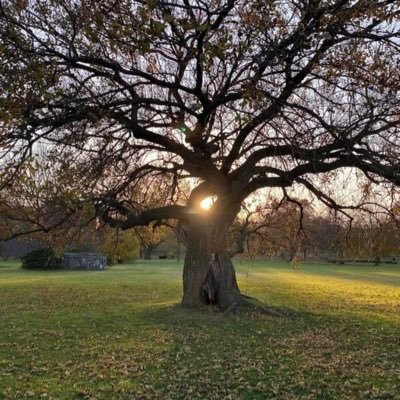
[1,259,399,399]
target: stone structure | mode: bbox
[63,252,107,270]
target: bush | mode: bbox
[21,249,62,270]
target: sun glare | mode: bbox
[200,196,214,210]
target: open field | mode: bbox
[1,259,400,399]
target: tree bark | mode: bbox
[143,245,153,260]
[179,200,282,316]
[181,205,242,311]
[176,241,181,263]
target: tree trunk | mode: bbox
[143,245,153,260]
[178,201,281,317]
[176,240,181,263]
[181,210,241,311]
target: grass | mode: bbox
[0,259,400,399]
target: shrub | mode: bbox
[21,248,62,270]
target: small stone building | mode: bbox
[63,252,107,270]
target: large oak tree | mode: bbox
[1,0,400,311]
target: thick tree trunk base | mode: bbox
[182,242,284,315]
[180,205,283,316]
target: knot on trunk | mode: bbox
[202,253,220,305]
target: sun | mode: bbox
[200,196,214,210]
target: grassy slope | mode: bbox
[0,259,399,399]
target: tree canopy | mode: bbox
[1,0,399,231]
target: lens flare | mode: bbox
[200,197,214,210]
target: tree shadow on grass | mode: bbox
[2,290,399,400]
[115,301,400,400]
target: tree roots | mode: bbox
[221,293,283,317]
[239,294,283,316]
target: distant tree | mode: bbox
[1,1,400,312]
[347,215,400,262]
[233,197,313,262]
[136,225,169,260]
[99,226,140,264]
